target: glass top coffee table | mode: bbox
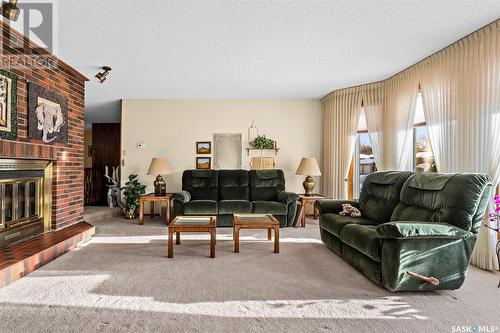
[168,216,216,258]
[233,214,280,253]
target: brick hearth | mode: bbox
[0,221,95,287]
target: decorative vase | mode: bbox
[248,121,258,144]
[124,209,136,219]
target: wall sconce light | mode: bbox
[95,66,112,83]
[2,0,20,21]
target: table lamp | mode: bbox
[295,157,322,196]
[147,157,170,196]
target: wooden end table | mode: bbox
[139,193,172,225]
[168,216,217,258]
[294,194,328,228]
[233,214,280,253]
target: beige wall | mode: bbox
[84,129,93,168]
[121,99,322,194]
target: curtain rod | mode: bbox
[321,18,500,100]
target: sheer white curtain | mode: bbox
[421,20,500,270]
[362,83,387,170]
[322,88,362,198]
[383,69,419,171]
[419,56,457,173]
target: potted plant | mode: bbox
[249,135,273,149]
[119,174,146,219]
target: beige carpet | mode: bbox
[0,211,498,333]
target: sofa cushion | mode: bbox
[182,170,218,201]
[340,224,382,262]
[183,200,218,215]
[252,201,287,215]
[219,200,252,214]
[359,171,414,224]
[218,170,249,200]
[319,213,378,238]
[391,173,492,232]
[249,170,285,201]
[376,221,472,239]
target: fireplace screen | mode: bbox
[0,160,51,248]
[0,170,43,230]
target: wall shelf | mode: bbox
[245,148,280,156]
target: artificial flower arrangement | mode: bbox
[485,194,500,287]
[486,194,500,232]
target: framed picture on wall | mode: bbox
[28,82,68,144]
[196,141,211,154]
[0,69,18,140]
[196,157,211,169]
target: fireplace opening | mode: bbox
[0,159,52,248]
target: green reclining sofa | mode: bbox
[173,169,298,227]
[316,171,492,291]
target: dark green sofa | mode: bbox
[316,171,492,291]
[173,169,298,227]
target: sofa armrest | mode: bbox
[277,191,299,204]
[172,190,191,203]
[376,221,471,240]
[315,199,359,215]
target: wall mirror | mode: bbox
[213,133,242,170]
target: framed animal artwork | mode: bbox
[28,82,68,143]
[0,69,18,140]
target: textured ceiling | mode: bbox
[56,0,500,123]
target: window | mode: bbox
[353,109,377,198]
[413,93,437,173]
[350,93,436,198]
[414,127,437,173]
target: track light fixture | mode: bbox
[95,66,112,83]
[2,0,20,21]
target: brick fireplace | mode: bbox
[0,21,87,244]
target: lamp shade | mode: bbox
[147,157,170,175]
[295,157,321,176]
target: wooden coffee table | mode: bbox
[233,214,280,253]
[168,216,216,258]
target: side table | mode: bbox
[139,193,172,225]
[294,194,328,228]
